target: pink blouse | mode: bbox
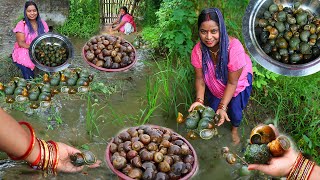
[119,14,136,33]
[12,20,49,70]
[191,38,253,98]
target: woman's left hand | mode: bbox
[56,142,101,173]
[216,109,230,126]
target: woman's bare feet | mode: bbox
[231,126,240,145]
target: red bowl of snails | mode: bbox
[82,34,137,72]
[105,125,198,180]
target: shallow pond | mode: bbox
[0,32,269,180]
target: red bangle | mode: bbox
[48,140,59,174]
[29,140,41,167]
[196,98,204,104]
[8,121,36,160]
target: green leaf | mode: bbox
[175,33,185,44]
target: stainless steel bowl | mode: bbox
[243,0,320,76]
[29,32,74,72]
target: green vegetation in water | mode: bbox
[85,93,102,138]
[56,0,100,38]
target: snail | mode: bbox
[70,151,97,167]
[267,135,291,157]
[226,153,237,164]
[176,112,185,124]
[250,124,276,144]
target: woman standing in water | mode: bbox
[12,1,49,79]
[188,8,253,144]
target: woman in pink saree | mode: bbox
[12,1,49,79]
[111,6,136,35]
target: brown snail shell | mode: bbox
[183,155,195,164]
[155,172,169,180]
[112,155,127,170]
[226,153,237,164]
[149,131,162,143]
[159,147,168,155]
[131,137,140,143]
[173,140,184,146]
[163,155,174,165]
[171,162,186,176]
[250,124,276,144]
[153,152,164,163]
[114,136,123,145]
[168,145,181,155]
[111,152,120,162]
[142,168,156,180]
[140,150,154,161]
[267,135,291,157]
[139,134,151,145]
[119,131,131,141]
[43,73,50,83]
[180,144,190,155]
[117,143,125,152]
[162,133,171,141]
[127,127,138,137]
[147,142,158,151]
[122,164,133,175]
[158,161,171,173]
[109,142,118,153]
[132,141,144,151]
[126,150,138,160]
[176,112,185,123]
[160,140,171,148]
[142,162,156,170]
[171,155,182,163]
[186,131,198,140]
[128,168,143,179]
[123,141,132,152]
[131,156,142,168]
[119,151,127,158]
[184,163,192,174]
[221,146,230,155]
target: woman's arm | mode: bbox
[216,68,243,126]
[188,68,206,111]
[0,108,101,172]
[16,32,30,49]
[112,20,126,31]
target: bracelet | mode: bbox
[29,140,41,167]
[8,121,35,160]
[218,103,228,111]
[196,98,204,104]
[287,153,315,180]
[47,140,59,174]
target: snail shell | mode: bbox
[250,124,276,144]
[226,153,237,164]
[268,135,291,157]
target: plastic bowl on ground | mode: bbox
[82,34,137,72]
[105,125,198,180]
[29,32,73,72]
[243,0,320,76]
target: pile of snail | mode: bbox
[243,124,291,164]
[108,125,197,180]
[34,42,68,67]
[70,151,97,167]
[133,36,150,49]
[257,2,320,64]
[83,35,135,69]
[177,105,219,140]
[0,68,93,109]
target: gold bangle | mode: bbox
[40,139,49,170]
[196,98,204,104]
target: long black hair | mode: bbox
[24,1,45,35]
[198,8,229,84]
[119,6,129,21]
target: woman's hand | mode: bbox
[188,102,204,112]
[248,147,299,177]
[56,142,101,173]
[216,109,230,126]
